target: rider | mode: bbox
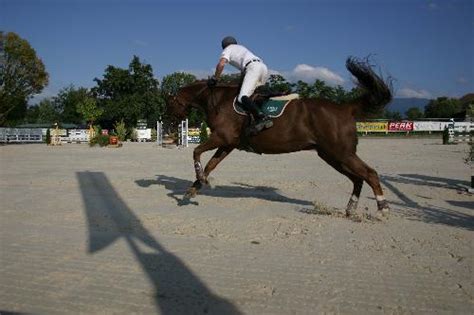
[208,36,273,132]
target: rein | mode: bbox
[175,83,224,117]
[194,83,219,115]
[208,86,219,114]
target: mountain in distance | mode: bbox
[385,98,430,115]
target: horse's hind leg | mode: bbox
[318,151,363,216]
[340,154,389,216]
[345,177,363,215]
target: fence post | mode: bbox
[178,119,189,148]
[156,121,163,146]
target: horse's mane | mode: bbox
[179,80,239,113]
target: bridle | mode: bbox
[174,83,218,116]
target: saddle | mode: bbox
[233,86,299,118]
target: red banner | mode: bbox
[388,121,413,131]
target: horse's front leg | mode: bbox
[184,135,224,199]
[203,146,234,186]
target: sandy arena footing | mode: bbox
[1,138,473,314]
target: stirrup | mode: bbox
[262,117,273,129]
[254,117,273,132]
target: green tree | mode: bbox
[93,55,164,128]
[24,104,40,123]
[24,98,59,124]
[405,107,424,120]
[424,97,462,118]
[113,119,127,141]
[265,74,293,94]
[161,72,205,127]
[294,79,337,100]
[161,72,196,96]
[333,85,349,103]
[220,73,242,84]
[53,85,89,124]
[76,96,103,127]
[37,98,59,123]
[345,87,364,102]
[313,79,336,100]
[294,80,313,98]
[0,32,49,125]
[384,110,402,120]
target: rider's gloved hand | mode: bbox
[207,75,217,88]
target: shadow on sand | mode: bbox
[381,173,473,231]
[77,171,241,314]
[135,174,314,207]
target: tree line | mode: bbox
[1,32,471,131]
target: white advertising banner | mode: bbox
[414,121,473,132]
[413,121,449,131]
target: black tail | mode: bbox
[346,57,392,118]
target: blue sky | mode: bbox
[1,0,473,103]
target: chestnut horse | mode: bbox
[168,58,392,216]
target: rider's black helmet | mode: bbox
[221,36,237,49]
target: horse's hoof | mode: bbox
[345,209,355,217]
[377,200,390,213]
[192,180,203,190]
[375,208,389,220]
[380,208,390,217]
[184,187,197,199]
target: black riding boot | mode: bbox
[240,96,273,133]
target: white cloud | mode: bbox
[289,64,345,85]
[397,88,432,99]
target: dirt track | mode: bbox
[1,138,473,314]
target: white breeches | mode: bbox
[237,62,269,103]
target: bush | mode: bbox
[114,119,127,142]
[97,134,110,147]
[129,128,138,142]
[45,128,51,145]
[151,128,157,142]
[89,125,109,147]
[199,122,209,143]
[89,135,98,147]
[93,125,101,138]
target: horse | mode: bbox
[168,57,392,217]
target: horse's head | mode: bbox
[166,81,208,120]
[166,94,188,121]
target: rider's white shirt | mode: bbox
[221,44,261,71]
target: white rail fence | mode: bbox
[0,128,44,143]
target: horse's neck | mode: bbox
[199,87,239,127]
[201,86,238,108]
